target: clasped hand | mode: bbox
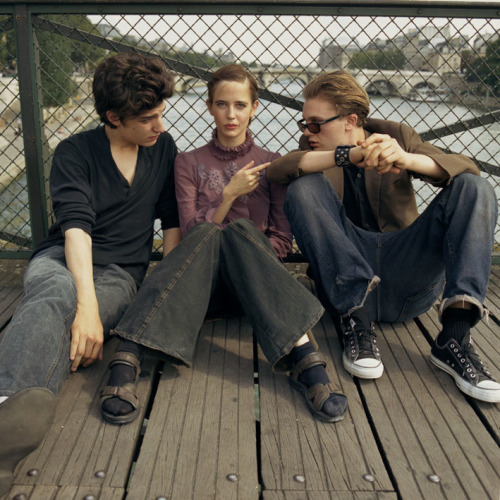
[354,133,410,175]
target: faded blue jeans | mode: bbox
[0,246,137,397]
[284,173,497,324]
[112,219,324,370]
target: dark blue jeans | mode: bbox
[0,246,137,397]
[284,173,497,324]
[112,219,324,370]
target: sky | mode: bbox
[88,13,499,68]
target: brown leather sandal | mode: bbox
[289,352,348,423]
[100,352,141,425]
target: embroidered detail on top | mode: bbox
[198,160,257,203]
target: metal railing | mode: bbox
[0,1,499,260]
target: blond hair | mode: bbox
[303,71,370,126]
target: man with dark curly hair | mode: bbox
[0,52,180,496]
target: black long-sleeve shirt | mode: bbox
[34,126,179,285]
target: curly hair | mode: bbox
[93,52,175,127]
[303,70,370,127]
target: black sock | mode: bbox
[348,306,372,329]
[437,308,475,346]
[291,342,330,387]
[291,342,344,417]
[102,341,144,416]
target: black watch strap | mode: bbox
[334,145,355,167]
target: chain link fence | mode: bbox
[0,3,499,258]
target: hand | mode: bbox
[223,161,270,201]
[70,300,104,371]
[356,134,410,175]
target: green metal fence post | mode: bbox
[14,4,48,248]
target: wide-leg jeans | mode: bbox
[284,173,497,324]
[0,246,137,397]
[112,219,324,370]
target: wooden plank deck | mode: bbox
[1,260,499,500]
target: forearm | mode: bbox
[64,227,97,307]
[401,153,446,178]
[163,227,181,257]
[298,150,336,173]
[212,194,236,224]
[64,227,103,369]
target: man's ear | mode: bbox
[106,110,121,127]
[345,113,359,130]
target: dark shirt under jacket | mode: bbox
[34,126,179,285]
[342,164,379,232]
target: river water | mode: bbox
[1,84,498,243]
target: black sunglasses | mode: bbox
[297,114,342,134]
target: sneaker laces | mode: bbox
[461,340,493,380]
[346,318,377,357]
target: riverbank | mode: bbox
[0,99,96,193]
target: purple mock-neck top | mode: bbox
[174,129,292,258]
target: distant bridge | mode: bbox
[351,69,445,97]
[176,67,445,98]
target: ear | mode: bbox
[250,99,259,120]
[206,99,214,116]
[106,110,121,128]
[344,113,359,130]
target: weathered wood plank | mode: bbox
[127,317,258,499]
[0,261,25,331]
[214,318,259,499]
[359,318,500,500]
[7,485,125,499]
[484,266,500,317]
[263,491,398,500]
[259,311,394,496]
[11,338,157,494]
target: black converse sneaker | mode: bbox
[341,316,384,379]
[431,333,500,403]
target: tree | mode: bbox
[36,15,104,107]
[0,16,19,73]
[348,49,406,71]
[473,38,500,94]
[36,25,76,107]
[65,15,106,74]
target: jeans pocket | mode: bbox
[395,275,445,323]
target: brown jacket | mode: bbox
[267,118,480,232]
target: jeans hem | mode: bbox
[271,305,325,373]
[341,275,381,318]
[110,329,193,367]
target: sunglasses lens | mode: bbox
[298,121,321,133]
[308,123,320,134]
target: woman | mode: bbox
[100,65,347,424]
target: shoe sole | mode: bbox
[343,355,384,379]
[0,387,56,497]
[101,403,141,425]
[430,355,500,403]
